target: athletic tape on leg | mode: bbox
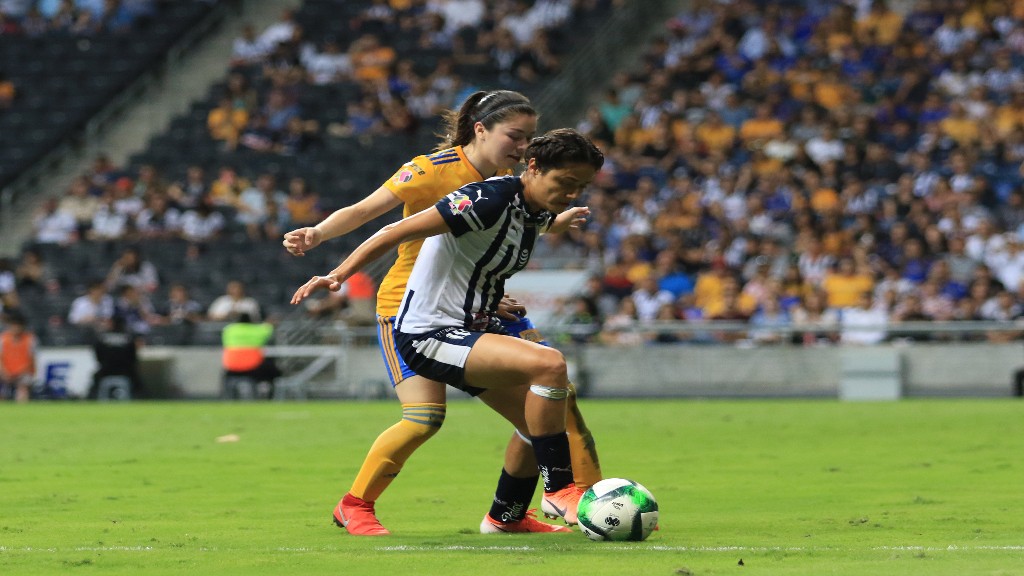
[529,384,569,400]
[515,429,533,445]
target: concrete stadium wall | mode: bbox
[139,346,398,399]
[899,345,1023,396]
[41,343,1023,399]
[573,346,839,398]
[572,344,1022,398]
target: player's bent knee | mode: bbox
[400,417,444,439]
[400,403,446,437]
[531,347,568,384]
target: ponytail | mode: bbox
[435,90,536,150]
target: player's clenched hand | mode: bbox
[283,227,323,256]
[291,274,342,304]
[496,293,527,320]
[549,206,590,234]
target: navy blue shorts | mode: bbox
[394,326,488,396]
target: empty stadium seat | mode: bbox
[0,4,218,189]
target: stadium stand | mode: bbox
[3,0,1023,350]
[3,0,622,345]
[569,0,1024,345]
[0,0,219,189]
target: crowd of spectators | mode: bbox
[11,240,265,336]
[5,0,1024,349]
[1,0,608,343]
[15,151,332,339]
[30,155,324,246]
[555,0,1024,346]
[210,1,601,155]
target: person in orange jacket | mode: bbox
[1,310,37,403]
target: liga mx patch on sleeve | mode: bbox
[394,169,414,184]
[448,193,473,215]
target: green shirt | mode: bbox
[222,322,273,348]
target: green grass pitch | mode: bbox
[1,399,1022,575]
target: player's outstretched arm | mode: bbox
[291,206,450,304]
[282,185,402,256]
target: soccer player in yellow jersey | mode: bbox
[283,90,602,535]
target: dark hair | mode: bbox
[435,90,536,150]
[524,128,605,172]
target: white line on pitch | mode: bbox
[377,544,1024,553]
[2,544,1022,554]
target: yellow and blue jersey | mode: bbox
[378,145,507,317]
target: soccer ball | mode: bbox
[576,478,659,541]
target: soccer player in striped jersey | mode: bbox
[284,92,602,535]
[293,128,604,533]
[284,90,602,532]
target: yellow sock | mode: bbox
[565,383,602,490]
[349,403,445,502]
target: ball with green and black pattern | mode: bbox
[577,478,659,541]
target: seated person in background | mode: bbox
[179,201,226,244]
[105,246,159,294]
[166,165,209,209]
[161,283,204,325]
[207,96,249,150]
[283,176,320,227]
[114,284,162,336]
[221,313,281,399]
[33,198,77,245]
[89,314,142,400]
[68,281,115,328]
[208,280,262,322]
[598,297,645,346]
[748,298,791,345]
[15,249,58,294]
[840,291,889,345]
[59,176,100,236]
[706,291,752,343]
[0,310,37,403]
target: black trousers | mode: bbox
[223,358,282,399]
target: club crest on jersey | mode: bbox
[394,170,414,184]
[448,193,473,215]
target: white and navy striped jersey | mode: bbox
[395,176,554,334]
